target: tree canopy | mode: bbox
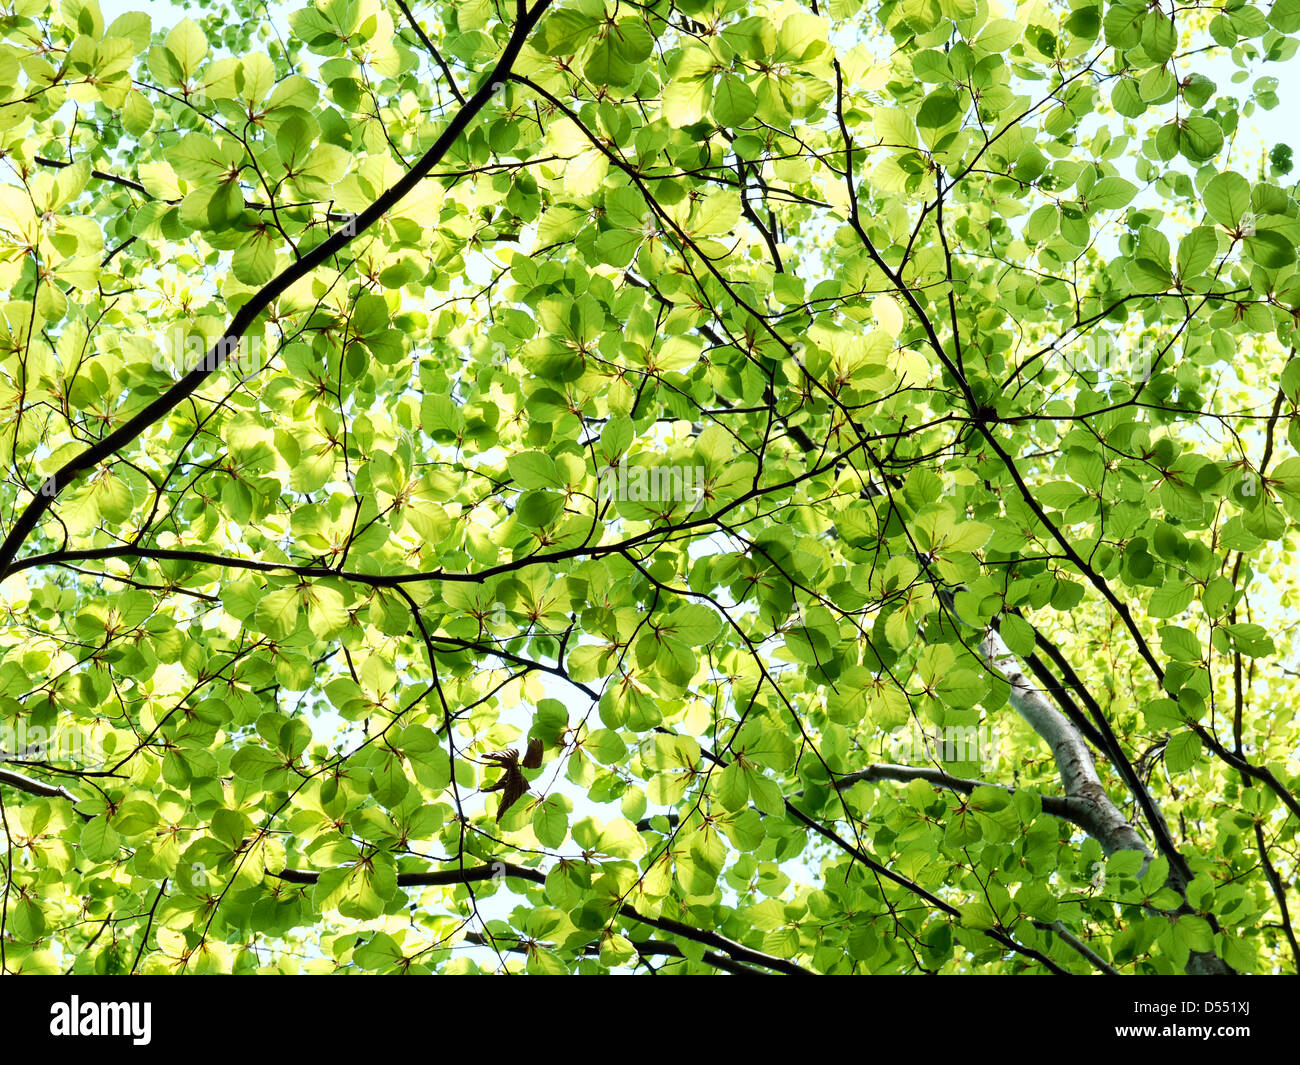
[0,0,1298,975]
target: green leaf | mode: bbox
[713,75,756,126]
[1204,171,1251,227]
[1164,731,1202,773]
[165,18,208,77]
[532,796,570,847]
[508,451,562,490]
[1176,226,1218,277]
[516,490,564,527]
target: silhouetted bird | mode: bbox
[481,738,544,822]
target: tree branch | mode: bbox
[460,931,764,975]
[982,627,1233,975]
[782,800,1071,974]
[272,863,812,976]
[0,766,79,802]
[394,0,466,105]
[834,762,1095,826]
[0,0,554,579]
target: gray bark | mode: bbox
[981,628,1231,975]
